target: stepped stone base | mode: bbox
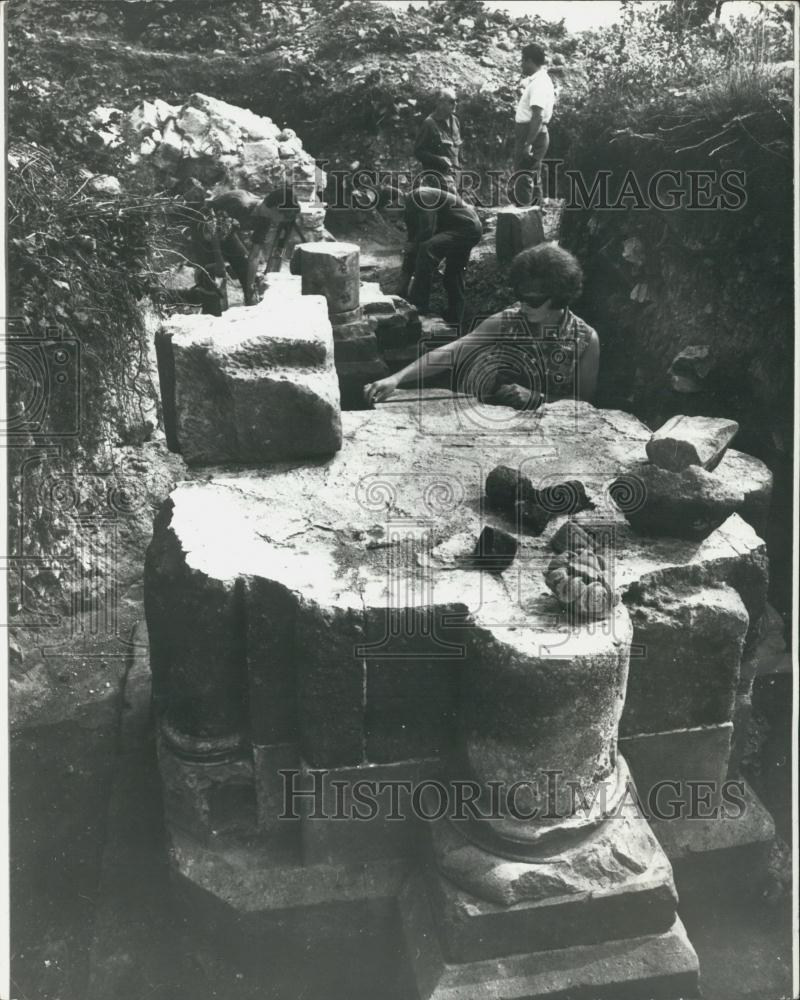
[400,872,699,1000]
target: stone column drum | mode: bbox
[460,607,632,851]
[298,240,360,314]
[294,241,388,408]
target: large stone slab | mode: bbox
[646,414,739,472]
[147,397,769,775]
[160,293,342,465]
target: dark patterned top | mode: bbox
[457,306,596,402]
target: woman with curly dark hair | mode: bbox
[364,243,599,410]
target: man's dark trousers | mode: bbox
[510,122,549,207]
[401,229,478,325]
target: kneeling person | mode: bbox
[364,243,599,408]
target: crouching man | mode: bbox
[186,185,300,312]
[376,184,482,329]
[364,243,599,409]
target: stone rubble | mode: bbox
[125,93,325,201]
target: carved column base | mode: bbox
[404,756,699,999]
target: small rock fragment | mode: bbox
[471,526,518,572]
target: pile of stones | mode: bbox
[125,93,325,203]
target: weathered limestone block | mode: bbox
[295,601,366,767]
[495,205,545,261]
[363,605,468,763]
[296,241,360,314]
[621,585,748,736]
[646,414,739,472]
[611,462,744,539]
[245,577,298,747]
[176,105,209,141]
[297,759,441,865]
[160,293,342,465]
[236,139,281,188]
[620,723,734,800]
[144,500,248,750]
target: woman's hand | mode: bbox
[489,384,543,410]
[364,374,401,405]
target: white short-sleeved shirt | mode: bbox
[515,67,555,124]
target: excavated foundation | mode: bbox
[144,381,773,999]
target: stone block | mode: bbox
[144,502,248,743]
[330,312,374,341]
[164,295,342,465]
[611,462,744,540]
[333,335,382,365]
[360,603,467,763]
[651,778,774,886]
[253,742,301,836]
[621,585,747,735]
[646,414,739,472]
[401,873,699,1000]
[187,92,275,142]
[495,205,545,261]
[296,241,360,313]
[236,139,280,188]
[295,602,366,768]
[297,758,442,865]
[176,105,209,140]
[245,577,298,745]
[620,723,733,801]
[359,281,397,316]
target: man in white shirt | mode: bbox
[511,42,554,207]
